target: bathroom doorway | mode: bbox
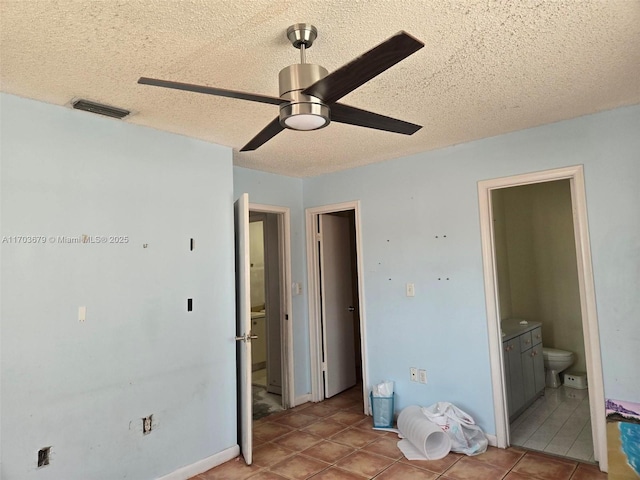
[492,180,591,460]
[478,166,607,471]
[248,204,294,419]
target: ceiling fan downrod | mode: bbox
[279,24,330,131]
[286,23,318,64]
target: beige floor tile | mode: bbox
[268,455,329,479]
[330,427,381,448]
[472,446,526,469]
[304,403,338,418]
[398,452,463,474]
[301,440,355,464]
[303,419,348,438]
[441,455,511,480]
[375,462,439,479]
[327,410,367,426]
[360,436,402,460]
[273,430,323,451]
[569,462,608,480]
[335,450,394,478]
[511,452,578,480]
[308,466,368,479]
[252,443,296,467]
[253,422,294,443]
[277,413,319,429]
[246,472,290,480]
[198,457,263,480]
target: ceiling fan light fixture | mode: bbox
[280,102,330,131]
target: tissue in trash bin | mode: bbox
[372,380,394,397]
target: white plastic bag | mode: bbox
[421,402,488,456]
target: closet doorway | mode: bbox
[306,201,368,411]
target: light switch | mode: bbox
[406,283,415,297]
[78,306,86,322]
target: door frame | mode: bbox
[249,202,294,409]
[306,201,369,410]
[477,165,607,471]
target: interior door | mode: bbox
[234,193,253,465]
[319,213,357,398]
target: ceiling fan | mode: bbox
[138,24,424,152]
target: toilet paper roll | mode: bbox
[397,405,451,461]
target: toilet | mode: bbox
[542,348,575,388]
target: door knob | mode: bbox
[347,306,355,312]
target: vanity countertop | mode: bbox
[501,318,541,342]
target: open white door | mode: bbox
[319,214,357,398]
[234,193,253,465]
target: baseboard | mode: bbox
[156,444,239,480]
[294,393,312,407]
[486,433,498,447]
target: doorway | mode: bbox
[306,201,368,411]
[248,204,294,415]
[478,165,607,472]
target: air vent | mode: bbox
[72,99,130,119]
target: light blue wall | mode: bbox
[232,167,310,398]
[1,94,237,479]
[303,105,640,433]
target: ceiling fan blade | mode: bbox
[302,31,424,104]
[240,117,285,152]
[331,103,422,135]
[138,77,286,106]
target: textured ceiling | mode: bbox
[1,1,639,177]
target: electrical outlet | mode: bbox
[418,369,428,384]
[410,367,418,382]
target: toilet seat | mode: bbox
[542,347,573,359]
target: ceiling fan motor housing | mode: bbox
[279,63,330,130]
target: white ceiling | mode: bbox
[1,1,639,177]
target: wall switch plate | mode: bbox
[419,369,428,384]
[410,367,418,382]
[78,306,86,322]
[406,283,415,297]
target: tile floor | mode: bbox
[253,369,267,387]
[192,386,606,479]
[510,386,594,462]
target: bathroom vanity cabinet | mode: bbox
[502,320,545,422]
